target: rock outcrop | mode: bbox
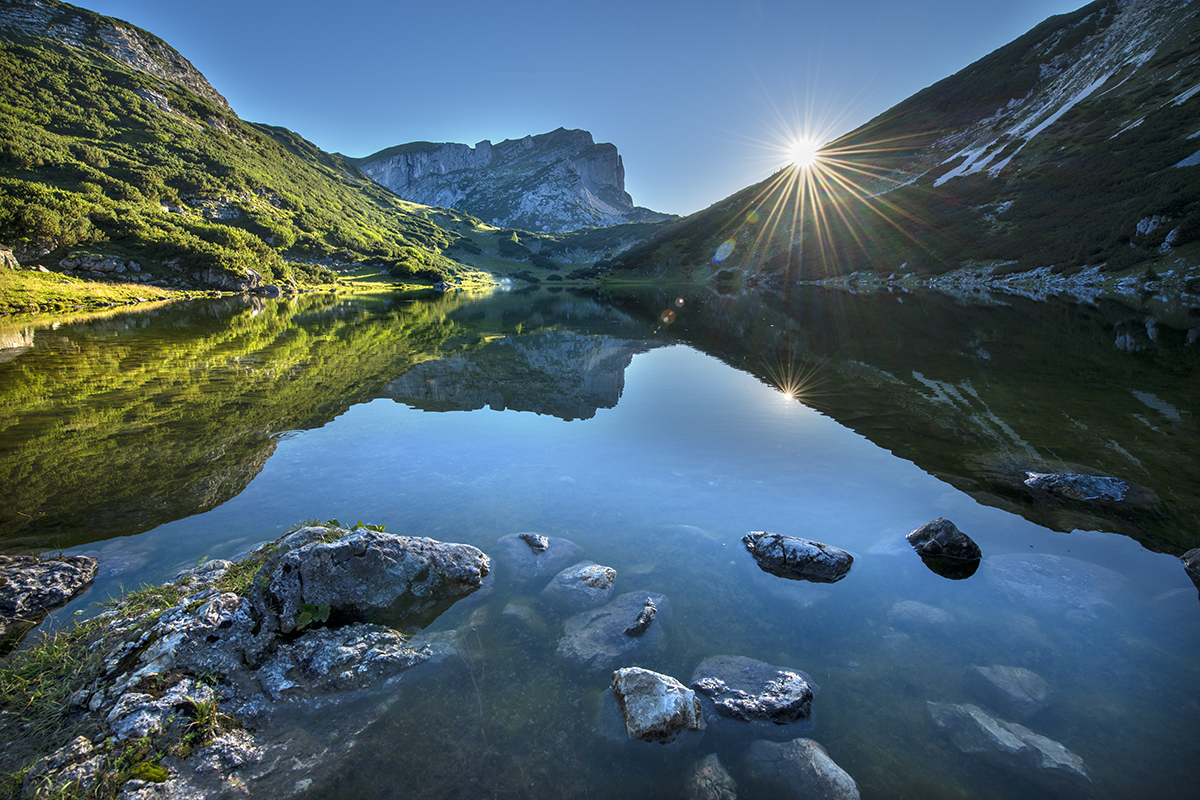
[353,128,674,233]
[743,532,854,583]
[0,554,97,649]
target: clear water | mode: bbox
[2,287,1197,799]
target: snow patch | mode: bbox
[1174,150,1200,168]
[1171,83,1200,106]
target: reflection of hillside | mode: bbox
[606,286,1200,554]
[383,330,650,420]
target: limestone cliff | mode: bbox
[351,128,674,233]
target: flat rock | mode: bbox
[887,600,955,632]
[981,553,1128,620]
[492,532,583,584]
[611,667,704,743]
[251,528,490,634]
[928,702,1092,798]
[742,532,853,583]
[690,655,815,736]
[1023,472,1127,502]
[539,561,617,615]
[744,738,861,800]
[0,554,97,645]
[686,753,738,800]
[557,591,669,671]
[966,664,1052,720]
[906,518,981,561]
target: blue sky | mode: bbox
[81,0,1087,216]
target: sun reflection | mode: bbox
[760,354,827,408]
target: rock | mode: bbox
[0,554,97,647]
[610,667,704,743]
[1182,548,1200,591]
[743,738,861,800]
[928,702,1092,798]
[689,655,815,735]
[21,736,105,799]
[686,753,738,800]
[259,284,283,299]
[539,561,617,615]
[906,518,981,563]
[1024,472,1127,502]
[742,532,853,583]
[0,244,19,270]
[492,532,583,584]
[981,553,1128,620]
[251,528,490,635]
[107,679,215,741]
[557,591,669,670]
[966,665,1052,720]
[887,600,955,632]
[624,596,657,636]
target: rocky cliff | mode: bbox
[352,128,674,233]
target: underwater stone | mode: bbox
[981,553,1127,620]
[887,600,955,632]
[928,702,1092,798]
[1023,472,1127,502]
[742,532,853,583]
[690,655,815,732]
[557,591,669,671]
[743,738,860,800]
[966,664,1052,720]
[686,753,738,800]
[611,667,704,743]
[493,532,583,584]
[539,561,617,615]
[906,518,981,561]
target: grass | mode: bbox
[0,268,180,315]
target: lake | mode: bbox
[1,285,1198,799]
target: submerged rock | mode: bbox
[251,528,490,635]
[742,532,853,583]
[906,517,981,566]
[557,591,669,670]
[928,702,1092,798]
[0,554,97,648]
[539,561,617,615]
[611,667,704,743]
[690,655,815,736]
[743,737,861,800]
[492,532,583,584]
[686,753,738,800]
[1024,472,1128,502]
[981,553,1128,620]
[966,664,1052,720]
[887,600,955,633]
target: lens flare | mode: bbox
[660,310,676,324]
[713,239,735,263]
[789,138,821,169]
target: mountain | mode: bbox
[610,0,1200,291]
[350,128,675,233]
[0,0,502,296]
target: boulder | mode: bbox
[492,532,583,584]
[0,554,97,647]
[686,753,738,800]
[690,655,815,735]
[557,591,669,670]
[1182,548,1200,591]
[1024,472,1127,502]
[966,665,1052,720]
[887,600,955,632]
[928,702,1092,798]
[539,561,617,615]
[0,244,18,270]
[259,284,283,299]
[743,738,861,800]
[906,518,981,562]
[251,528,490,634]
[742,532,853,583]
[610,667,704,743]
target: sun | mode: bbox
[788,138,822,169]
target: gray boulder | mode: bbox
[251,528,490,634]
[1024,472,1127,502]
[1182,548,1200,591]
[539,561,616,615]
[493,532,583,584]
[982,553,1127,620]
[610,667,704,743]
[928,702,1092,798]
[966,665,1052,720]
[690,655,815,735]
[743,532,853,583]
[906,518,981,561]
[0,554,97,646]
[686,753,738,800]
[744,738,861,800]
[557,591,669,670]
[887,600,955,633]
